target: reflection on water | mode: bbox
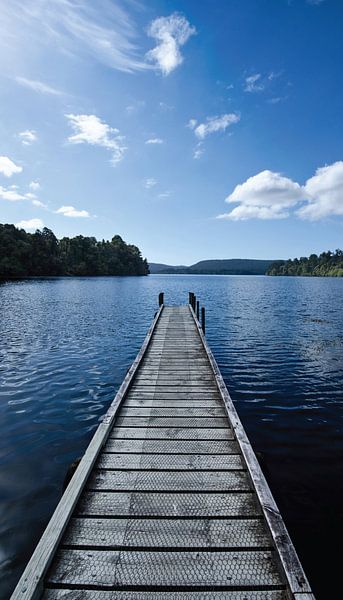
[0,275,342,599]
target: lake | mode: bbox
[0,274,342,599]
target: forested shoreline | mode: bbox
[0,224,149,278]
[267,250,343,277]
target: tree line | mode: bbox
[0,224,149,278]
[267,249,343,277]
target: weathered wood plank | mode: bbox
[87,469,251,492]
[46,549,284,588]
[77,491,261,518]
[63,517,270,549]
[103,439,239,454]
[43,590,288,600]
[119,407,226,417]
[109,427,234,440]
[123,398,223,408]
[97,453,243,471]
[115,417,229,428]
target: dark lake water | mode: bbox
[0,275,342,599]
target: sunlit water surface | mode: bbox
[0,275,342,599]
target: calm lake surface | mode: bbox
[0,274,342,599]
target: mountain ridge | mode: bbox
[149,259,276,275]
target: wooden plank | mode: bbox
[114,417,229,428]
[123,398,224,408]
[10,306,165,600]
[103,439,239,454]
[119,408,226,417]
[43,590,288,600]
[77,491,261,518]
[109,427,234,440]
[63,517,270,549]
[46,549,284,588]
[87,469,251,492]
[97,453,244,471]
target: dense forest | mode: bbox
[0,224,149,278]
[267,250,343,277]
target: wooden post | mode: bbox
[201,306,206,335]
[196,300,200,320]
[158,292,164,306]
[188,292,193,306]
[193,294,197,312]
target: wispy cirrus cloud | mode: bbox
[188,114,240,140]
[244,73,264,93]
[3,1,151,75]
[19,129,37,145]
[145,138,164,145]
[15,76,63,96]
[55,205,90,218]
[217,162,343,221]
[0,156,22,177]
[146,13,196,75]
[143,178,158,189]
[65,114,127,165]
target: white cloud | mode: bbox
[218,170,305,220]
[146,13,196,75]
[32,199,47,208]
[15,76,62,95]
[244,73,264,93]
[19,129,37,145]
[193,143,204,159]
[56,205,90,218]
[0,186,26,201]
[297,161,343,220]
[158,191,171,199]
[187,118,197,130]
[145,138,163,145]
[5,1,150,74]
[0,156,23,177]
[25,192,36,200]
[191,114,240,140]
[16,218,44,231]
[143,178,157,189]
[218,162,343,221]
[65,114,127,164]
[29,181,40,190]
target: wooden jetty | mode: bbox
[11,294,314,600]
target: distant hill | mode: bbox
[149,259,276,275]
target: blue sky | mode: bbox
[0,0,342,264]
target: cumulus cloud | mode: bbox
[0,156,23,177]
[218,162,343,221]
[146,13,196,75]
[32,199,47,208]
[16,76,62,95]
[19,129,37,145]
[0,186,26,201]
[65,114,127,164]
[190,113,240,140]
[143,178,157,189]
[29,181,40,190]
[145,138,163,145]
[244,73,264,93]
[298,161,343,220]
[16,218,44,231]
[56,205,90,218]
[218,170,305,220]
